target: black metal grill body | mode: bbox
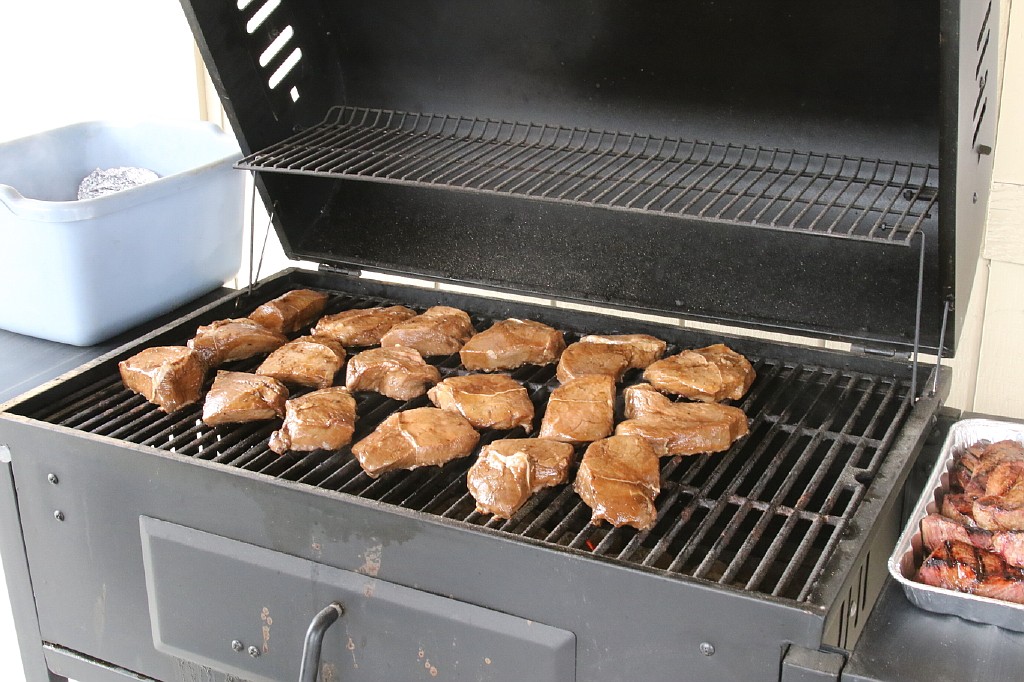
[1,271,941,681]
[0,1,1001,680]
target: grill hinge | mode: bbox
[317,264,362,278]
[850,344,912,362]
[780,645,845,682]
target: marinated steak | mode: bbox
[256,336,347,389]
[538,375,615,444]
[188,318,288,367]
[916,540,1024,604]
[351,407,480,478]
[615,383,748,456]
[574,435,661,531]
[380,305,474,356]
[249,288,329,334]
[119,346,206,413]
[427,374,534,432]
[312,305,417,347]
[460,319,566,371]
[467,438,575,518]
[920,513,1024,569]
[345,346,441,400]
[268,386,356,454]
[202,371,288,426]
[577,334,667,369]
[555,342,630,384]
[643,343,755,403]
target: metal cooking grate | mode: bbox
[26,291,913,604]
[237,106,940,244]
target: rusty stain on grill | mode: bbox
[25,290,913,606]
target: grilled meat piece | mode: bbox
[312,305,417,347]
[941,493,978,525]
[574,435,661,531]
[555,342,630,384]
[615,383,748,456]
[577,334,667,369]
[974,488,1024,532]
[188,318,288,367]
[427,374,534,432]
[351,407,480,478]
[921,513,1024,569]
[119,346,206,413]
[460,318,566,371]
[380,305,474,356]
[958,440,1024,495]
[249,289,329,334]
[268,387,356,454]
[202,371,288,426]
[345,346,441,401]
[467,438,575,518]
[256,336,347,389]
[643,343,755,403]
[916,540,1024,604]
[538,375,615,444]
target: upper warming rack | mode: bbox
[237,106,940,245]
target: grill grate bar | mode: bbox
[237,106,939,244]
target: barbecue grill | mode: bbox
[0,1,999,681]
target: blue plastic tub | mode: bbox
[0,120,243,345]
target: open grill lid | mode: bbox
[182,0,997,357]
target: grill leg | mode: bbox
[0,455,68,682]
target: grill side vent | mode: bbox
[239,0,303,103]
[971,1,993,154]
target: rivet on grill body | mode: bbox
[47,473,58,485]
[699,642,715,656]
[248,645,261,658]
[231,640,244,652]
[53,510,65,522]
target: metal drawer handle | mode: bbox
[298,602,345,682]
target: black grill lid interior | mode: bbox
[182,0,996,356]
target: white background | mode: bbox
[0,2,205,680]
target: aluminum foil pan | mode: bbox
[888,418,1024,631]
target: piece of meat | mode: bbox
[643,343,755,403]
[248,289,329,334]
[345,346,441,401]
[459,319,566,371]
[941,493,977,525]
[916,540,1024,604]
[537,375,615,444]
[351,407,480,478]
[268,387,356,454]
[188,318,288,367]
[118,346,206,413]
[615,383,748,456]
[202,371,288,426]
[555,342,630,383]
[959,440,1024,495]
[577,334,667,369]
[467,438,575,518]
[573,435,661,531]
[311,305,417,347]
[973,487,1024,532]
[921,512,1024,568]
[255,336,347,389]
[427,374,534,432]
[379,306,474,356]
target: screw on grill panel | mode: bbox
[232,640,244,652]
[47,473,58,485]
[248,645,261,658]
[700,642,715,656]
[53,510,65,522]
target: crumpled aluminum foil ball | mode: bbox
[77,166,160,200]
